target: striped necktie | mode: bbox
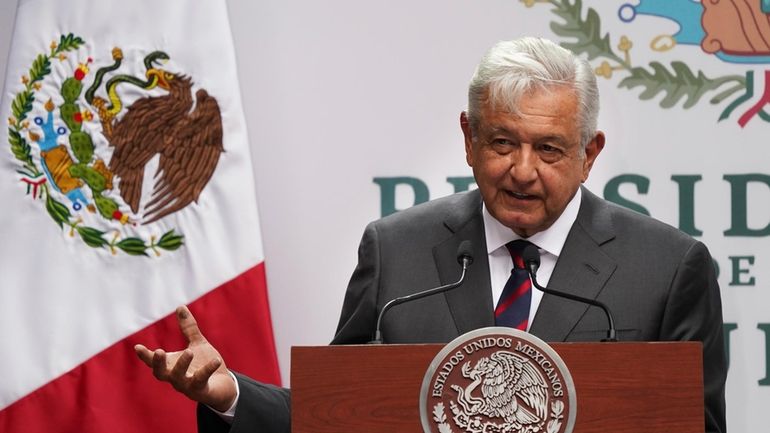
[494,239,534,330]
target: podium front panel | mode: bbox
[291,342,703,433]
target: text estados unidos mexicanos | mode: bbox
[431,337,563,397]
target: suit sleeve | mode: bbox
[659,240,727,433]
[332,222,382,344]
[197,372,291,433]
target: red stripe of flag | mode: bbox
[0,262,280,433]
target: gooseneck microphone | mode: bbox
[521,244,618,342]
[369,241,474,344]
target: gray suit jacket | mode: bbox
[201,187,726,433]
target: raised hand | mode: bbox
[134,305,237,412]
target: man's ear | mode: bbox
[460,112,474,166]
[581,131,605,182]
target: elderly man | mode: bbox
[136,37,727,433]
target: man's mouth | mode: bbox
[507,191,536,200]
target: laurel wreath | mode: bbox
[546,400,564,433]
[7,33,184,256]
[433,402,454,433]
[527,0,749,120]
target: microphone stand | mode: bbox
[369,253,472,344]
[524,251,617,342]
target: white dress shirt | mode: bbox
[482,187,582,331]
[209,371,240,420]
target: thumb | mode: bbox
[176,305,206,344]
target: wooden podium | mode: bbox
[291,342,704,433]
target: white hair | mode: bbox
[467,37,599,149]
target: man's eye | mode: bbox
[540,144,559,153]
[538,144,565,162]
[490,139,515,154]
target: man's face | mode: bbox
[461,86,604,237]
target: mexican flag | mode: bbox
[0,1,280,431]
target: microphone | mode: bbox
[369,241,474,344]
[521,244,617,342]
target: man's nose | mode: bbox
[509,146,538,183]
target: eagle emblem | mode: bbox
[451,351,548,433]
[421,328,575,433]
[89,49,224,224]
[6,34,225,256]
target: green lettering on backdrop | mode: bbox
[447,176,476,193]
[671,175,703,236]
[723,174,770,237]
[603,175,651,215]
[374,177,429,217]
[723,323,738,369]
[375,177,475,217]
[759,323,770,386]
[728,256,756,286]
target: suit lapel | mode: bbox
[432,191,495,335]
[529,188,618,342]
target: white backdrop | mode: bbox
[2,1,767,432]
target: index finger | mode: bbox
[176,305,206,344]
[134,344,154,367]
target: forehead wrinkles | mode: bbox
[475,89,578,132]
[475,110,581,152]
[471,86,581,144]
[478,123,571,148]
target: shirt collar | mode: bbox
[482,187,582,258]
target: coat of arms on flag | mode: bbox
[7,33,225,256]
